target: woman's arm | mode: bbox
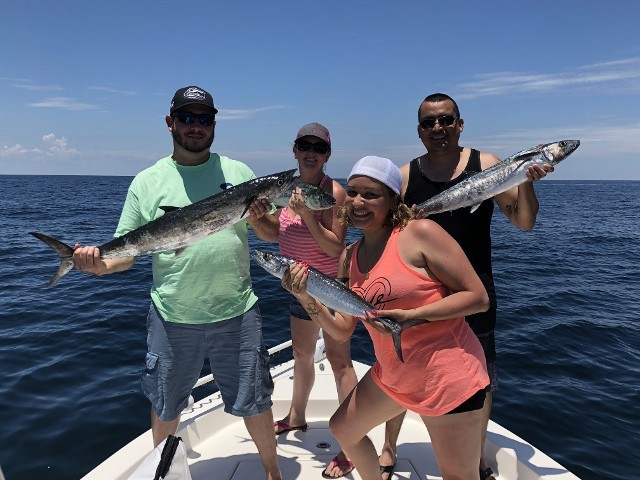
[389,220,489,323]
[293,180,347,258]
[281,249,358,342]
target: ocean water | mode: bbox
[0,175,638,480]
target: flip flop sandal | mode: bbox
[274,420,308,435]
[380,463,396,479]
[321,457,354,478]
[480,466,496,480]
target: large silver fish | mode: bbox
[414,140,580,216]
[251,249,428,362]
[31,169,335,287]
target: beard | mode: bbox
[172,129,214,153]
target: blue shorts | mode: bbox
[141,303,274,421]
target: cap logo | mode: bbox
[183,87,207,101]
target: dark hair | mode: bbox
[419,93,460,118]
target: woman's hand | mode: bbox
[281,261,309,297]
[363,308,413,335]
[288,187,313,219]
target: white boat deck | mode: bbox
[83,351,579,479]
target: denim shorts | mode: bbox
[141,303,274,421]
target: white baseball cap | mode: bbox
[348,156,402,195]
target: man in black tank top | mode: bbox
[378,93,555,480]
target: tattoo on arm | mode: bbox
[305,300,321,320]
[505,204,514,217]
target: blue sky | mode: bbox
[1,1,639,180]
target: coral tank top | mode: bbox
[350,227,488,415]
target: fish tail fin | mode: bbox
[29,232,75,287]
[391,328,404,363]
[390,318,430,362]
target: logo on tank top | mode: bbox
[352,276,398,311]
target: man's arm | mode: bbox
[490,149,553,230]
[73,245,137,275]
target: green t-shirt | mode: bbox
[115,153,259,324]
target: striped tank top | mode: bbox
[278,175,341,277]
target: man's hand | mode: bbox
[526,163,554,182]
[73,245,107,275]
[246,197,273,220]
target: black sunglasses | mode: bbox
[172,112,216,127]
[295,140,330,154]
[419,115,458,130]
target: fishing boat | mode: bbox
[82,335,579,479]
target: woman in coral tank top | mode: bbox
[281,156,490,480]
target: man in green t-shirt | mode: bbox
[73,86,282,480]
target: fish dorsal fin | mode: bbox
[240,195,258,218]
[159,206,180,214]
[470,203,482,213]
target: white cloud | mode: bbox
[455,57,640,99]
[88,86,137,95]
[41,133,79,156]
[0,76,32,83]
[0,134,79,158]
[13,83,63,92]
[0,144,30,157]
[28,97,96,110]
[463,122,640,160]
[217,105,287,120]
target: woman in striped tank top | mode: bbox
[266,123,358,478]
[281,156,491,480]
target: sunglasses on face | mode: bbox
[419,115,458,130]
[172,112,216,127]
[295,140,330,154]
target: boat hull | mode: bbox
[83,354,579,479]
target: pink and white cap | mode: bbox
[295,122,331,146]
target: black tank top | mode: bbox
[404,149,497,333]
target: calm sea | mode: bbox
[0,175,638,480]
